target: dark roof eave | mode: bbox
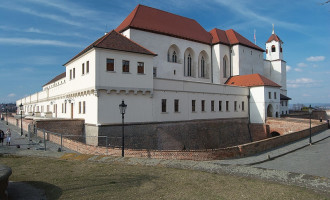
[127,27,212,45]
[94,46,157,56]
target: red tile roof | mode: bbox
[116,4,213,44]
[225,74,281,87]
[266,34,282,43]
[210,28,264,51]
[43,72,66,87]
[64,30,156,65]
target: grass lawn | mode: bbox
[1,156,328,200]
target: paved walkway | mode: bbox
[1,120,330,195]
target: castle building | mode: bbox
[16,5,290,147]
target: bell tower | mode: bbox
[265,24,283,61]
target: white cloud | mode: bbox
[286,65,291,72]
[0,37,82,48]
[306,56,325,62]
[294,68,303,72]
[0,4,82,27]
[213,0,303,32]
[287,78,321,88]
[297,62,307,67]
[7,93,16,97]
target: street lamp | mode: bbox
[5,104,8,125]
[19,103,23,136]
[308,105,312,145]
[119,100,127,157]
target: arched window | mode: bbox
[201,56,205,77]
[172,51,177,63]
[266,49,268,54]
[271,45,276,52]
[187,54,192,76]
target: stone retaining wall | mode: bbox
[38,122,328,161]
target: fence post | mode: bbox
[43,129,46,151]
[61,133,63,151]
[106,136,108,155]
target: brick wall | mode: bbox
[249,123,269,140]
[34,119,85,142]
[97,118,252,150]
[39,119,328,161]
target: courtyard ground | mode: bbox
[1,155,329,200]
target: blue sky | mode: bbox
[0,0,329,104]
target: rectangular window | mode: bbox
[211,100,214,111]
[201,100,205,112]
[137,62,144,74]
[79,102,81,114]
[269,92,271,99]
[274,92,277,99]
[73,68,75,79]
[107,59,114,71]
[62,103,64,113]
[161,99,166,113]
[82,63,85,75]
[153,67,157,77]
[226,101,229,111]
[86,61,89,73]
[47,105,49,112]
[242,101,245,111]
[83,101,86,114]
[234,101,237,111]
[192,100,196,112]
[122,60,129,72]
[70,69,72,80]
[65,103,67,113]
[174,99,179,112]
[219,101,222,111]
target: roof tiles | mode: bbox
[267,34,282,43]
[64,30,156,65]
[116,4,213,44]
[226,74,281,87]
[43,72,66,87]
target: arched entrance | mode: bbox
[267,104,273,117]
[270,131,280,137]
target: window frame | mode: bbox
[106,58,115,72]
[137,62,144,74]
[122,60,130,73]
[161,99,167,113]
[174,99,179,113]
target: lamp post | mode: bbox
[19,103,23,136]
[5,104,8,125]
[119,100,127,157]
[309,105,312,145]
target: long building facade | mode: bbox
[17,5,290,147]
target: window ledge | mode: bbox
[106,71,116,73]
[161,112,168,114]
[122,72,131,74]
[137,73,146,75]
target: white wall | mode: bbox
[232,45,264,76]
[94,48,154,91]
[153,78,249,122]
[266,40,283,61]
[128,28,212,83]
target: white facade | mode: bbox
[16,7,290,138]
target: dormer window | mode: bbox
[271,45,276,52]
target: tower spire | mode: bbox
[272,24,275,34]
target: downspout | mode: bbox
[247,88,253,142]
[229,46,232,77]
[210,44,213,83]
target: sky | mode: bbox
[0,0,329,104]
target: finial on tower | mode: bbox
[272,24,275,34]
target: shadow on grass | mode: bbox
[8,181,62,200]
